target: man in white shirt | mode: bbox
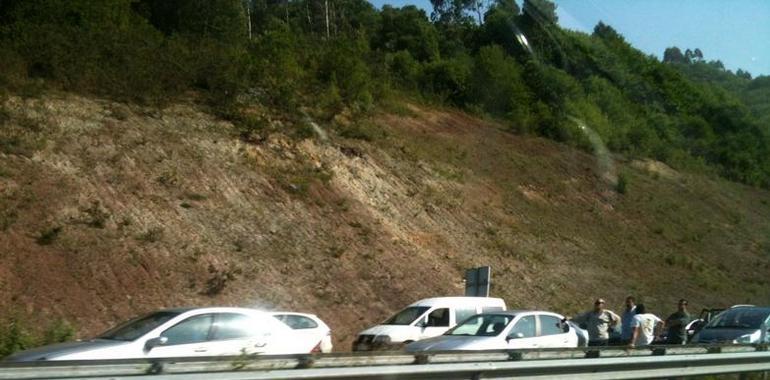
[630,304,663,348]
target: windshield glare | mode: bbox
[707,309,770,330]
[98,311,180,341]
[447,314,514,337]
[383,306,430,325]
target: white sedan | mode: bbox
[405,310,579,352]
[270,312,333,353]
[6,307,324,361]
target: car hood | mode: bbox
[405,335,499,352]
[694,328,757,343]
[4,339,130,362]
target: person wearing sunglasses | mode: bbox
[571,298,620,346]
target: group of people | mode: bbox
[569,296,691,348]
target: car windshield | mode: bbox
[446,314,514,337]
[98,311,180,341]
[707,309,770,330]
[383,306,430,325]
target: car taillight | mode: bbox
[311,341,322,353]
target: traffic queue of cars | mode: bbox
[4,298,768,361]
[352,297,587,352]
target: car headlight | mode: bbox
[373,335,392,344]
[733,331,760,344]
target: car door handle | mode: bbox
[194,348,208,353]
[254,342,267,348]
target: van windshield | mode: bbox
[383,306,430,325]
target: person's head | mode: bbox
[678,299,688,312]
[593,298,606,312]
[625,296,636,310]
[635,304,646,315]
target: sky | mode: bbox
[367,0,770,76]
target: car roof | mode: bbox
[269,311,319,319]
[159,307,197,314]
[721,306,770,313]
[475,310,561,317]
[158,307,267,315]
[409,297,506,307]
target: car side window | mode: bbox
[211,313,262,341]
[510,315,536,338]
[161,314,213,345]
[426,308,450,327]
[275,315,318,329]
[539,315,565,336]
[455,308,477,324]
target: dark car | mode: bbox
[691,306,770,344]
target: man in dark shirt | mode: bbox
[664,299,691,345]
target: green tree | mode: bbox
[469,45,530,119]
[374,5,439,61]
[663,47,686,64]
[522,0,557,24]
[137,0,248,42]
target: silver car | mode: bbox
[692,306,770,344]
[405,311,580,352]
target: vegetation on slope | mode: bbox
[1,95,769,353]
[1,0,769,187]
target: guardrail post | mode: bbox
[414,354,429,365]
[146,361,164,375]
[585,349,600,359]
[756,343,770,380]
[297,355,315,369]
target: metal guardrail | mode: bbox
[0,345,768,380]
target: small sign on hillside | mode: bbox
[465,266,491,297]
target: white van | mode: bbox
[352,297,506,351]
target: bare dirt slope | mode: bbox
[1,94,769,349]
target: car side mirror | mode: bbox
[415,318,427,328]
[506,332,525,342]
[144,336,168,351]
[562,323,571,333]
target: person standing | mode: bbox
[572,298,621,346]
[629,304,663,348]
[664,299,691,345]
[620,296,637,345]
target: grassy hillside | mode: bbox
[2,93,769,351]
